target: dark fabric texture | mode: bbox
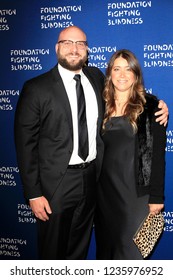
[136,94,166,203]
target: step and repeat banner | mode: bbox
[0,0,173,260]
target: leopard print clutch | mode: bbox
[133,212,164,258]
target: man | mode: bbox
[14,26,168,260]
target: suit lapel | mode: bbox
[51,65,73,132]
[83,67,104,120]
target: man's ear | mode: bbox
[55,43,58,54]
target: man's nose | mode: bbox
[70,42,78,51]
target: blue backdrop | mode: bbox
[0,0,173,260]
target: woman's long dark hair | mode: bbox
[103,49,146,131]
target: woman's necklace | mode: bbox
[112,98,128,117]
[115,100,127,107]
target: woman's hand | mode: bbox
[148,203,164,215]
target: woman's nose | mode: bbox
[120,70,125,77]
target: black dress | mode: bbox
[95,116,149,260]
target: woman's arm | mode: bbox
[149,105,167,205]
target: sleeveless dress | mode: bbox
[95,116,149,260]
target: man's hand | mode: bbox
[155,99,169,127]
[29,196,52,221]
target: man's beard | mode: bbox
[58,53,87,71]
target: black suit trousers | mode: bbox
[37,160,96,260]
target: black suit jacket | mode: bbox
[14,65,105,200]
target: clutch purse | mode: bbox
[133,212,164,258]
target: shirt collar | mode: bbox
[58,64,83,82]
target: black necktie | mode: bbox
[73,74,89,161]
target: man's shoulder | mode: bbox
[24,65,58,86]
[83,66,105,78]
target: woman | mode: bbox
[95,49,166,260]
